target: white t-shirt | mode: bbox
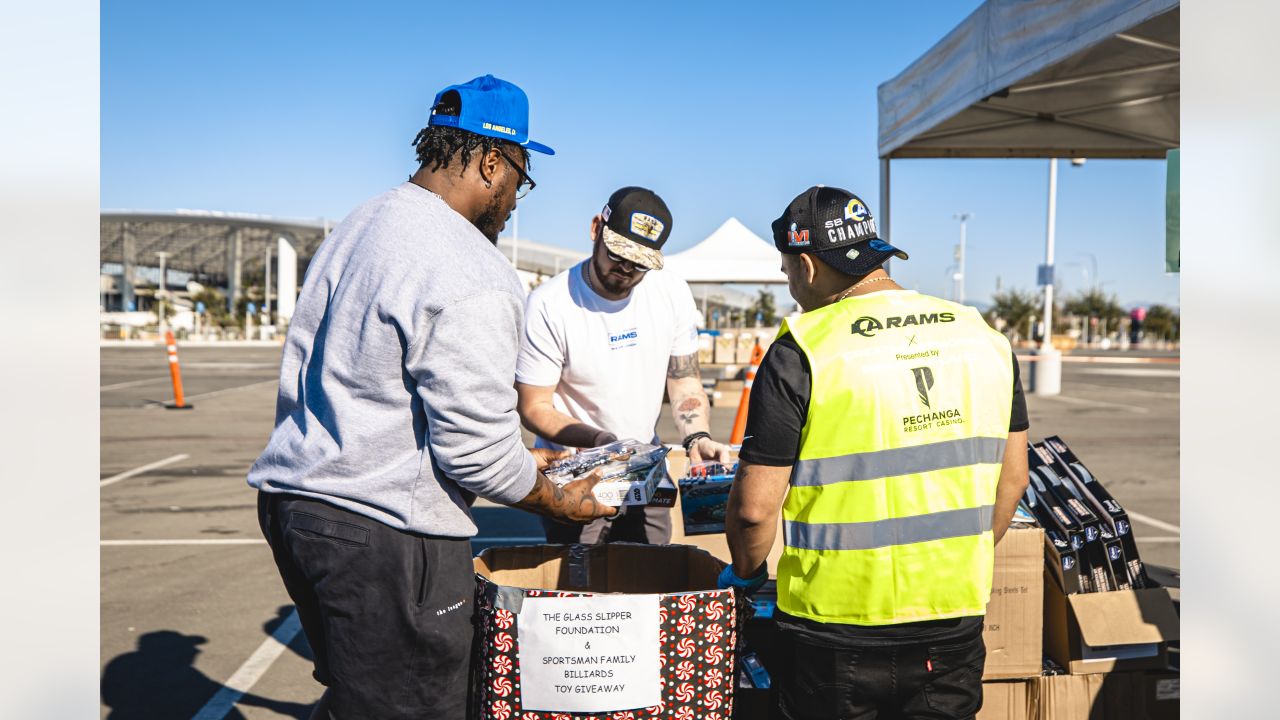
[517,261,702,449]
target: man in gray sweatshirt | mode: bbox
[248,75,615,720]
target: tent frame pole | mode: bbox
[879,157,891,275]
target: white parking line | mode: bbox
[191,608,303,720]
[100,377,168,392]
[100,454,190,487]
[1068,381,1179,399]
[181,379,277,403]
[101,539,266,546]
[1127,511,1180,535]
[1038,395,1151,414]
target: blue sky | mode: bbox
[102,0,1179,309]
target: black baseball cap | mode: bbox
[771,185,908,277]
[600,187,672,270]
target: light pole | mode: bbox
[156,251,169,335]
[953,213,972,304]
[1033,160,1062,395]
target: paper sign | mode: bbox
[517,594,661,712]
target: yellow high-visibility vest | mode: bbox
[776,290,1013,625]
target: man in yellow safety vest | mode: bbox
[721,185,1030,719]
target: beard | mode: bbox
[592,254,643,296]
[473,180,514,243]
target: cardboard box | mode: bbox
[1033,671,1180,719]
[983,528,1045,680]
[977,680,1034,720]
[473,544,741,719]
[1043,569,1180,675]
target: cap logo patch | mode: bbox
[630,212,664,242]
[845,247,861,261]
[602,205,612,222]
[869,239,893,252]
[844,199,870,222]
[788,222,811,247]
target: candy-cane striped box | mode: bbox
[472,544,745,720]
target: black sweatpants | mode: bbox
[257,492,475,720]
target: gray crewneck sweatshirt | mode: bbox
[247,182,536,537]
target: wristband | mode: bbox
[682,431,712,453]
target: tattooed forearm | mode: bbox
[513,470,614,523]
[676,396,703,426]
[667,352,700,380]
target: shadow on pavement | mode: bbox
[264,604,315,663]
[101,629,312,719]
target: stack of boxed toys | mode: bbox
[978,436,1180,720]
[544,440,676,508]
[664,440,1179,720]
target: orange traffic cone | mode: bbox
[164,330,193,410]
[729,340,765,444]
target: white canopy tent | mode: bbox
[663,217,787,284]
[876,0,1178,394]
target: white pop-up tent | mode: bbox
[663,217,787,285]
[876,0,1178,395]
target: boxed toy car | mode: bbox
[677,460,738,535]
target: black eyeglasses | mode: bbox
[498,152,535,200]
[604,248,652,273]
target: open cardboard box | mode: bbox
[983,527,1044,680]
[472,544,740,719]
[1043,567,1180,675]
[474,542,723,594]
[977,680,1034,720]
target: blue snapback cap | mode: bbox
[427,74,554,155]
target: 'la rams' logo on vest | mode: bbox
[851,316,884,337]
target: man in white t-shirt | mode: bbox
[516,187,733,544]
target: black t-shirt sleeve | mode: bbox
[1010,352,1030,432]
[737,335,810,467]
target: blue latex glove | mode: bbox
[718,564,767,596]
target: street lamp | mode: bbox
[156,251,169,335]
[953,213,972,304]
[1031,157,1089,396]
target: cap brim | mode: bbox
[602,226,664,270]
[522,139,555,155]
[812,239,908,277]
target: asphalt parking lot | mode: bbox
[99,342,1179,719]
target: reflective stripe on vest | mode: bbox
[776,290,1013,626]
[791,436,1007,487]
[785,504,995,551]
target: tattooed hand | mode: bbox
[557,468,619,522]
[512,467,619,523]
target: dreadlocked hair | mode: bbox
[411,90,531,175]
